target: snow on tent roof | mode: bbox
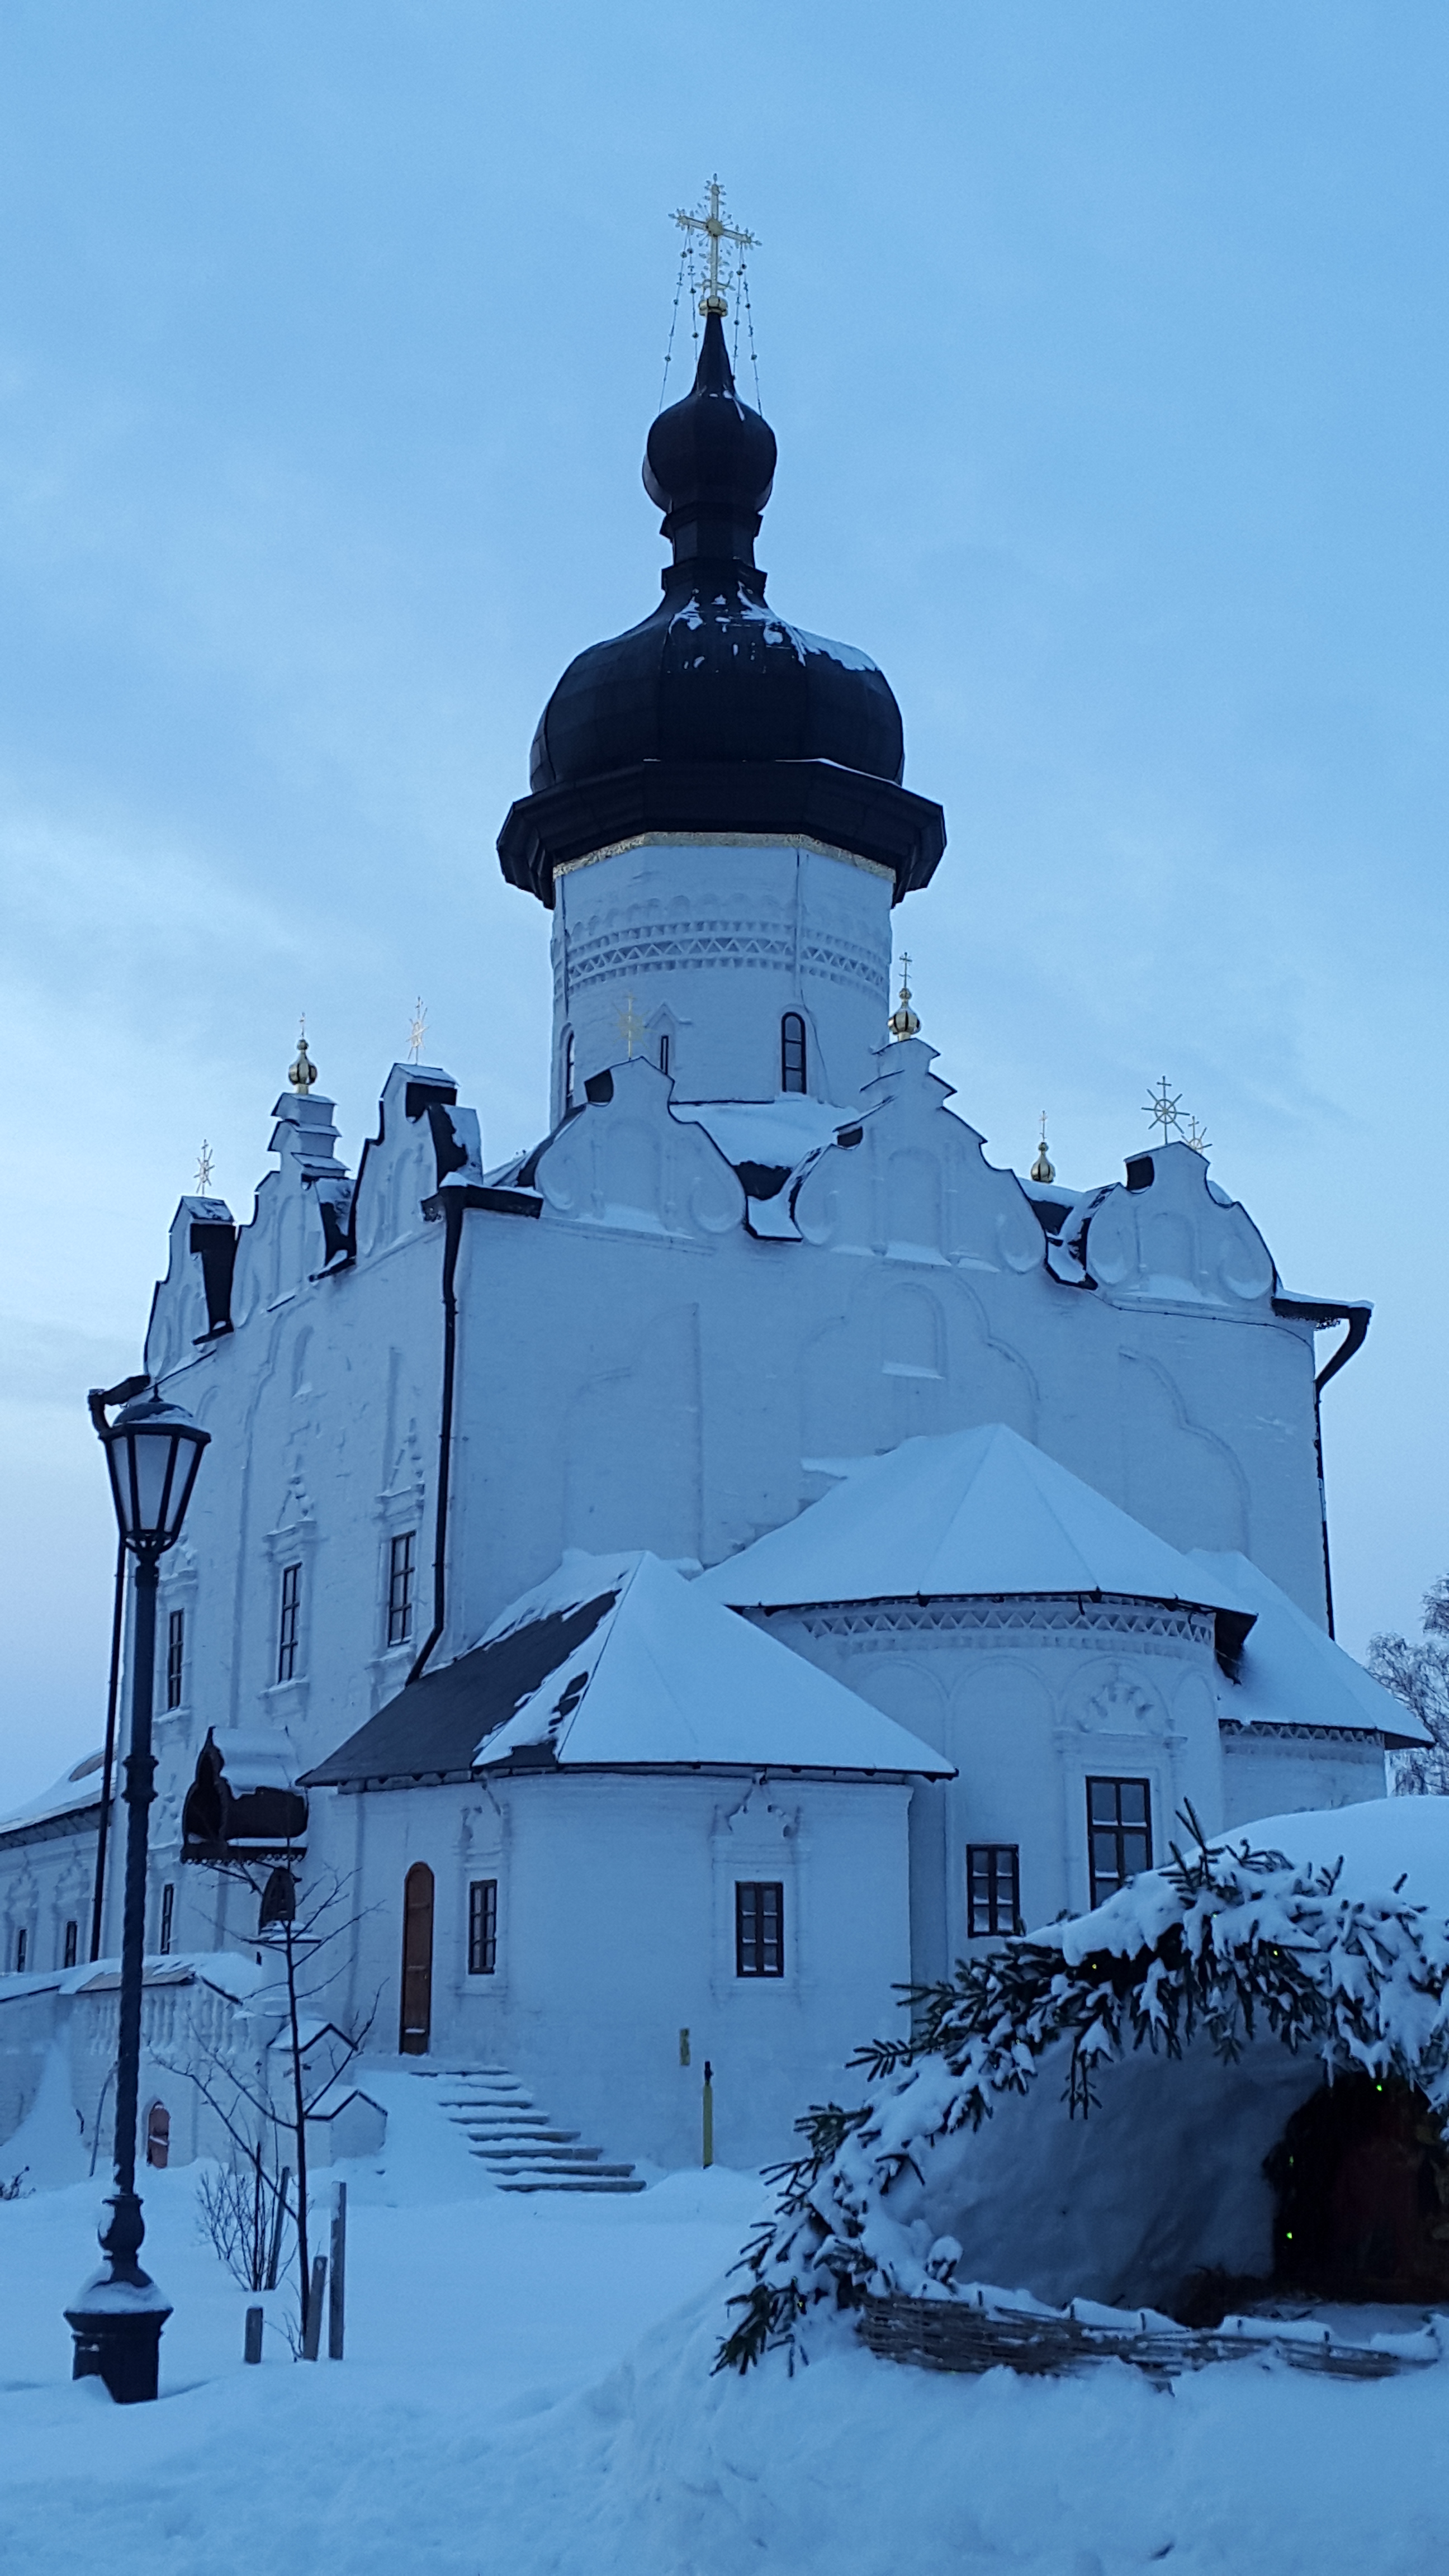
[473,1551,952,1777]
[1191,1547,1429,1745]
[695,1423,1251,1618]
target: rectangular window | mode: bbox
[165,1607,185,1711]
[159,1883,175,1955]
[1086,1777,1152,1907]
[735,1881,784,1978]
[15,1929,26,1973]
[63,1920,78,1969]
[967,1843,1021,1939]
[387,1531,416,1648]
[467,1878,498,1976]
[277,1561,302,1682]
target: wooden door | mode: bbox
[399,1863,434,2056]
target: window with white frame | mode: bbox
[165,1607,185,1711]
[468,1878,498,1974]
[277,1562,302,1683]
[387,1531,416,1648]
[735,1881,784,1978]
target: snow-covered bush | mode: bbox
[718,1816,1449,2371]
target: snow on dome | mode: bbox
[474,1551,953,1777]
[697,1423,1251,1621]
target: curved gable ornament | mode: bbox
[1082,1143,1275,1313]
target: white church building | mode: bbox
[0,301,1424,2179]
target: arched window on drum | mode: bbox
[780,1013,807,1095]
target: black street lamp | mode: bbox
[66,1383,209,2404]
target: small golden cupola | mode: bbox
[887,956,921,1042]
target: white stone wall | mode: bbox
[551,839,894,1114]
[754,1598,1229,1962]
[332,1769,912,2170]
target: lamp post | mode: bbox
[66,1383,209,2404]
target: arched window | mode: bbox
[562,1029,575,1110]
[658,1032,671,1078]
[780,1013,807,1094]
[145,2101,170,2169]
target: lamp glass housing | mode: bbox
[102,1390,210,1555]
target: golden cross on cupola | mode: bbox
[408,997,428,1063]
[1143,1076,1182,1143]
[674,177,757,316]
[617,992,647,1058]
[887,955,921,1041]
[290,1020,318,1096]
[194,1140,214,1193]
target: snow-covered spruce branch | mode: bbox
[716,1814,1449,2373]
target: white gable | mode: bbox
[698,1423,1251,1614]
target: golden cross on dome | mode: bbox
[289,1019,318,1096]
[1143,1076,1182,1143]
[408,998,428,1063]
[887,954,921,1041]
[1182,1113,1211,1156]
[617,992,647,1058]
[674,177,757,316]
[194,1140,214,1193]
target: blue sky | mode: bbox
[2,1,1446,1803]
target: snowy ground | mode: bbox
[6,2069,1449,2574]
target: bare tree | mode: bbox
[161,1863,376,2352]
[1370,1573,1449,1794]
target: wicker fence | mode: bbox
[858,2293,1438,2384]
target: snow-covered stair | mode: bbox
[409,2063,646,2193]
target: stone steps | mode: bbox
[408,2062,646,2193]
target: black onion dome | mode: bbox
[529,314,905,794]
[498,310,945,905]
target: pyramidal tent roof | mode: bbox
[695,1424,1252,1622]
[474,1551,951,1775]
[304,1550,951,1788]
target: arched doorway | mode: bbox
[399,1863,434,2056]
[145,2101,170,2170]
[1267,2075,1449,2302]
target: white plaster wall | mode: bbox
[756,1603,1228,1963]
[338,1771,912,2170]
[550,840,894,1112]
[1221,1733,1387,1828]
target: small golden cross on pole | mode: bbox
[408,998,428,1063]
[195,1140,214,1193]
[617,992,647,1059]
[674,177,757,316]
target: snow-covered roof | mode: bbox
[0,1749,107,1842]
[305,1549,950,1787]
[1193,1548,1429,1745]
[696,1424,1251,1620]
[473,1551,951,1775]
[670,1098,869,1238]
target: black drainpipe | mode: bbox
[408,1191,465,1684]
[1311,1304,1372,1644]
